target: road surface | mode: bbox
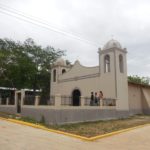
[0,119,150,150]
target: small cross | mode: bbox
[111,35,114,39]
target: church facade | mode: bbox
[0,39,150,124]
[50,39,129,111]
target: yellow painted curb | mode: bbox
[88,123,150,141]
[0,116,149,141]
[0,117,89,141]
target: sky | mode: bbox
[0,0,150,77]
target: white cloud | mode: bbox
[0,0,150,76]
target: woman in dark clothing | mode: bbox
[90,92,94,106]
[94,92,98,105]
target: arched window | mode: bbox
[62,69,66,74]
[104,55,110,73]
[53,69,56,82]
[119,54,124,73]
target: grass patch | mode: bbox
[0,111,150,137]
[49,115,150,137]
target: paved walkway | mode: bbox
[0,119,150,150]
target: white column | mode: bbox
[55,94,61,106]
[21,89,25,106]
[6,97,9,105]
[80,96,85,106]
[35,96,40,106]
[14,91,18,106]
[0,97,2,105]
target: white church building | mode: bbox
[0,39,150,124]
[51,39,129,111]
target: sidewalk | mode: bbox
[0,119,150,150]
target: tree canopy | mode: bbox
[0,38,65,96]
[128,75,150,86]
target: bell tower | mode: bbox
[99,39,129,111]
[50,58,68,95]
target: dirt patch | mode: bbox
[50,115,150,137]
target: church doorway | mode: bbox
[72,89,81,106]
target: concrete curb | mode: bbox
[89,123,150,141]
[0,117,149,141]
[0,117,90,141]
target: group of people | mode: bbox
[90,91,103,106]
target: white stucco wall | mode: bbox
[115,50,129,110]
[128,83,143,114]
[59,61,99,80]
[51,59,116,98]
[142,87,150,114]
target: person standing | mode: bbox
[99,91,103,106]
[90,92,94,106]
[94,92,98,106]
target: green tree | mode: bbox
[0,38,65,97]
[128,75,149,85]
[23,38,64,97]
